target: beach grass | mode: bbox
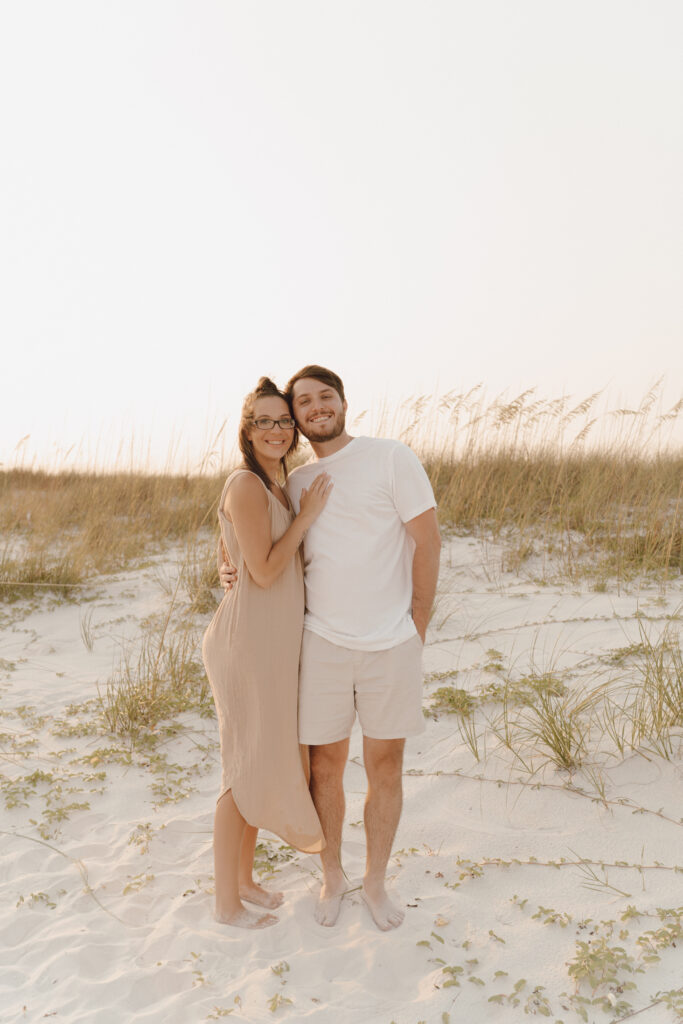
[427,617,683,781]
[100,624,212,741]
[1,384,681,604]
[419,382,682,582]
[0,468,222,599]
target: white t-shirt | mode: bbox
[286,436,436,651]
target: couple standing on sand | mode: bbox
[202,365,441,931]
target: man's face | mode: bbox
[290,377,347,443]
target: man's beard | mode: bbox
[299,409,346,443]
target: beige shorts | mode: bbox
[298,630,426,744]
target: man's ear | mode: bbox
[343,400,348,413]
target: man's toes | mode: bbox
[315,906,338,927]
[314,891,343,927]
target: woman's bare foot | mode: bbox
[215,905,278,929]
[361,879,405,931]
[239,882,284,909]
[314,872,346,927]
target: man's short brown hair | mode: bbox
[284,365,346,404]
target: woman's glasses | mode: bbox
[252,416,296,430]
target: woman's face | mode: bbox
[247,396,296,464]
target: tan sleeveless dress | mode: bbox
[202,469,324,854]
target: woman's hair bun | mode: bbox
[254,376,281,396]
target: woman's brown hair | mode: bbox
[238,377,299,490]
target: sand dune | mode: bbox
[1,537,681,1023]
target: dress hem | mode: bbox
[216,785,325,856]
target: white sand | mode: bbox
[1,538,681,1023]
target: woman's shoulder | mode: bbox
[222,469,269,511]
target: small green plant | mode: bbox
[484,648,506,672]
[123,872,155,895]
[16,891,57,909]
[254,841,296,878]
[266,992,292,1013]
[431,686,475,715]
[566,934,641,1015]
[209,994,242,1018]
[531,905,573,928]
[488,978,528,1009]
[635,907,683,961]
[270,961,290,983]
[128,823,154,854]
[184,951,207,988]
[439,964,463,988]
[657,988,683,1020]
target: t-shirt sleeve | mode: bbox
[285,471,304,514]
[390,443,437,523]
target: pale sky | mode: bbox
[1,1,681,470]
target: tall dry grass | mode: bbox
[428,449,681,578]
[410,381,682,580]
[0,470,223,599]
[101,627,212,740]
[1,381,681,602]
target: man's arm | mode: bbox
[404,508,441,643]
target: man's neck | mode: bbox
[309,432,354,460]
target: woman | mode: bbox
[202,377,332,929]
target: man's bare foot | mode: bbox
[215,905,278,929]
[361,880,405,931]
[314,875,346,927]
[239,882,284,909]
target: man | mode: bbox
[222,366,440,930]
